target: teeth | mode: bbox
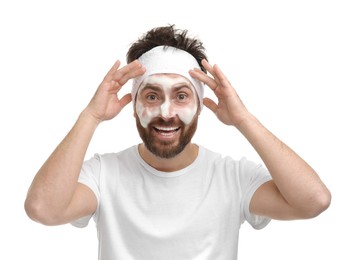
[159,131,174,136]
[155,126,179,131]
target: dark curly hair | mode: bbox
[126,25,207,72]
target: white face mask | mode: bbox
[135,74,198,128]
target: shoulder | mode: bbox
[199,145,241,169]
[199,146,269,178]
[83,146,138,174]
[198,146,241,180]
[94,145,137,162]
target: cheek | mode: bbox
[135,98,198,127]
[136,102,160,128]
[175,103,198,125]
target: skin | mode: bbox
[25,58,331,227]
[135,74,200,165]
[135,74,198,128]
[189,59,331,219]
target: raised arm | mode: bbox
[24,60,145,225]
[189,60,331,220]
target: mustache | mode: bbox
[149,117,183,127]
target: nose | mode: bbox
[160,99,176,120]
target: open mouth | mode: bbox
[153,126,181,136]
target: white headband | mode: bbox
[131,46,204,110]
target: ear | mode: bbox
[132,100,137,118]
[196,98,202,116]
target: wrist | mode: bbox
[235,112,260,133]
[79,108,102,128]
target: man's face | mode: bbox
[135,74,199,158]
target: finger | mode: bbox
[189,68,218,91]
[107,61,145,93]
[200,60,223,89]
[117,65,146,86]
[201,59,216,77]
[202,60,231,87]
[109,59,121,74]
[113,60,143,81]
[213,64,232,89]
[201,61,233,90]
[119,93,132,108]
[112,60,145,88]
[202,60,223,82]
[104,60,121,81]
[203,97,218,114]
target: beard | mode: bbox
[136,114,198,159]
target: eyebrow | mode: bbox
[173,84,193,92]
[140,83,193,93]
[139,84,163,93]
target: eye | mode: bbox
[177,93,188,101]
[146,94,158,102]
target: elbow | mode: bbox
[24,197,61,226]
[302,188,332,219]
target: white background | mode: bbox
[1,0,350,259]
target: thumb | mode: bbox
[203,97,218,114]
[119,93,132,109]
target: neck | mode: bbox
[138,143,199,172]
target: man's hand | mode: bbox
[191,59,331,220]
[24,59,145,225]
[84,59,145,123]
[189,59,250,128]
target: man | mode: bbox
[25,25,331,259]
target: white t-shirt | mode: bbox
[72,145,272,260]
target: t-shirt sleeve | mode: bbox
[71,154,101,228]
[239,157,272,229]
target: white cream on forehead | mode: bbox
[136,74,198,128]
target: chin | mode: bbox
[136,115,198,159]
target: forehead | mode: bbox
[141,73,192,87]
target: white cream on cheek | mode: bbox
[136,75,198,128]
